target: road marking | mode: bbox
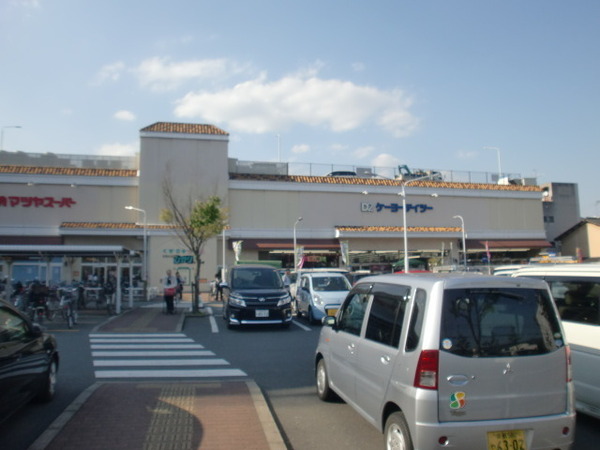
[207,307,219,333]
[90,333,188,338]
[92,350,215,357]
[93,358,229,366]
[292,320,312,331]
[95,369,247,378]
[91,344,205,349]
[89,333,247,380]
[90,337,194,343]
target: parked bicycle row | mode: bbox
[1,279,119,326]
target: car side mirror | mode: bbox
[31,323,44,337]
[322,316,336,327]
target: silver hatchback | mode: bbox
[315,273,575,450]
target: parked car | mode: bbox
[296,272,351,324]
[222,264,293,328]
[512,263,600,419]
[315,273,575,449]
[0,299,59,424]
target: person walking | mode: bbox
[162,269,177,314]
[214,272,223,302]
[175,271,184,303]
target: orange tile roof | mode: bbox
[0,165,137,177]
[60,222,174,230]
[140,122,229,136]
[336,225,461,233]
[229,173,541,192]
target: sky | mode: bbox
[1,0,599,217]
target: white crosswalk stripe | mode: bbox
[89,333,247,380]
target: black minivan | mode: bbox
[222,264,293,328]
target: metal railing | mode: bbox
[229,159,532,185]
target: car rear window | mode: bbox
[440,288,564,357]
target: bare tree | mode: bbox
[160,176,227,313]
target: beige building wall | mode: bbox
[1,182,138,231]
[227,183,545,241]
[138,133,229,223]
[561,223,600,259]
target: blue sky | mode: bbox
[1,0,599,216]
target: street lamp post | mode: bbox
[1,125,22,150]
[293,217,303,270]
[125,206,148,293]
[400,175,438,273]
[484,146,502,182]
[453,215,467,268]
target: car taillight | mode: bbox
[565,345,572,382]
[414,350,439,390]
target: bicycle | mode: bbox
[106,292,116,315]
[59,288,78,329]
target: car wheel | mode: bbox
[384,411,413,450]
[316,359,336,401]
[36,359,58,403]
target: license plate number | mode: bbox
[487,430,526,450]
[326,308,338,317]
[255,309,269,318]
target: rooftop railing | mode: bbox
[228,159,534,186]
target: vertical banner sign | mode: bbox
[340,240,349,266]
[296,246,305,269]
[232,240,243,262]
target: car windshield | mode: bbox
[312,276,350,292]
[440,287,563,357]
[232,268,283,290]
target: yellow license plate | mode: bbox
[326,308,338,317]
[487,430,526,450]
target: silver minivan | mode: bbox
[315,273,575,450]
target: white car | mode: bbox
[296,272,351,324]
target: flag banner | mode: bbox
[233,240,243,262]
[340,240,349,266]
[296,246,305,269]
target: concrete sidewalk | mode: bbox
[29,299,287,450]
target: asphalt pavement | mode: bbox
[28,295,286,450]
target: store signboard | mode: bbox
[361,202,433,213]
[0,196,77,208]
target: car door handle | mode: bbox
[380,355,391,365]
[446,374,474,386]
[347,343,356,353]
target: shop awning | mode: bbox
[0,245,132,257]
[239,239,341,251]
[467,240,551,250]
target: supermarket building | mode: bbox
[0,122,549,297]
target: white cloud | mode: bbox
[371,153,401,178]
[353,146,375,159]
[457,149,478,159]
[92,61,126,85]
[114,110,136,121]
[95,142,138,156]
[291,144,310,154]
[13,0,41,9]
[134,57,248,91]
[174,74,419,138]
